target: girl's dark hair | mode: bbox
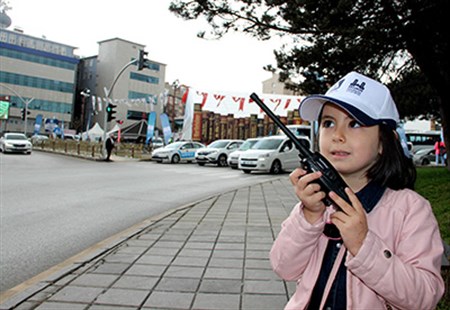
[367,124,416,190]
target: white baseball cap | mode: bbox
[299,71,399,129]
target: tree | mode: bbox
[169,0,449,169]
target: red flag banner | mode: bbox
[180,87,304,141]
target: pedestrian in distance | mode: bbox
[434,138,446,166]
[105,134,115,162]
[270,72,444,309]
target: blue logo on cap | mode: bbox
[347,79,365,96]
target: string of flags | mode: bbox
[89,93,164,113]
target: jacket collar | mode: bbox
[356,181,386,214]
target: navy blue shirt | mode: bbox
[307,182,386,310]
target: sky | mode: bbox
[5,0,281,93]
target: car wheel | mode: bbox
[243,169,251,174]
[198,162,205,166]
[218,154,228,167]
[270,160,282,174]
[171,154,180,164]
[422,158,430,165]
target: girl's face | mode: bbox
[319,103,381,190]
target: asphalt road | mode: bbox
[0,151,281,293]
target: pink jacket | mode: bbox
[270,188,444,309]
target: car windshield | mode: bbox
[239,139,259,151]
[165,142,184,149]
[6,134,27,140]
[253,139,283,150]
[208,140,229,148]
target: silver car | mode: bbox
[412,147,436,166]
[0,133,33,154]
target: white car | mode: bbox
[151,141,205,163]
[30,134,49,143]
[238,135,310,174]
[151,137,164,149]
[195,139,244,167]
[227,137,262,169]
[0,133,33,154]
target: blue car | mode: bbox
[151,141,205,163]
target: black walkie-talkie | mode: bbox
[250,93,351,239]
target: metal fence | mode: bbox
[32,139,152,160]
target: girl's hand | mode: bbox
[329,188,368,256]
[289,168,327,224]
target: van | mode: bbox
[238,135,310,174]
[277,124,312,139]
[405,130,440,153]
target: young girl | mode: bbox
[270,72,444,309]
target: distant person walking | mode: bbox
[434,138,446,165]
[105,134,115,161]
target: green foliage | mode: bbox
[169,0,448,123]
[414,167,449,309]
[390,70,441,121]
[415,167,450,244]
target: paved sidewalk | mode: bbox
[1,177,298,310]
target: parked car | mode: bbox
[63,134,80,141]
[30,134,49,143]
[238,135,310,174]
[151,137,164,149]
[277,124,312,139]
[227,137,262,169]
[195,139,244,167]
[0,133,33,154]
[412,146,436,166]
[151,141,205,163]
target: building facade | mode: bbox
[77,38,167,134]
[0,27,79,134]
[262,73,302,96]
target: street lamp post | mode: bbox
[171,79,180,132]
[101,58,138,159]
[80,88,91,132]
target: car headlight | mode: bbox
[258,153,271,160]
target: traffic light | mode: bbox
[106,103,117,122]
[21,108,30,120]
[137,49,148,71]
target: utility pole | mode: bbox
[101,58,140,159]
